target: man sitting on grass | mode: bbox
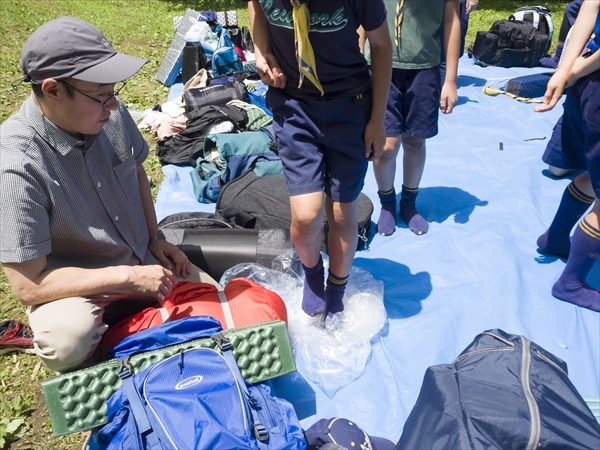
[0,17,218,373]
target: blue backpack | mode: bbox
[95,316,306,450]
[212,29,244,76]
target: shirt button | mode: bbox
[115,216,119,221]
[97,182,102,188]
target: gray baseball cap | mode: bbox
[20,16,147,84]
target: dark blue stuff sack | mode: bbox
[398,329,600,450]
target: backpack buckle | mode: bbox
[253,423,269,442]
[212,333,233,352]
[117,356,132,379]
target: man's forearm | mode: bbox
[3,259,135,306]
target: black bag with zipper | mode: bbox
[398,329,600,450]
[470,10,551,68]
[215,170,373,251]
[183,81,249,115]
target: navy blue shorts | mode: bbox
[560,70,600,198]
[384,66,441,139]
[541,115,566,168]
[266,88,372,203]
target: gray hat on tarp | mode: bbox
[20,16,147,84]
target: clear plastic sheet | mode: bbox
[220,250,386,397]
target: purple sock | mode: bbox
[325,272,348,319]
[400,185,429,235]
[539,55,559,69]
[376,189,396,236]
[552,219,600,312]
[301,257,326,316]
[539,44,563,68]
[537,182,593,258]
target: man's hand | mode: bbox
[149,239,191,278]
[127,264,177,303]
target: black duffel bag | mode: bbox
[215,170,374,251]
[471,17,549,68]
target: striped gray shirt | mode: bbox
[0,95,158,269]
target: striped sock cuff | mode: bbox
[568,182,594,204]
[379,188,395,196]
[402,185,418,194]
[327,273,348,286]
[580,219,600,240]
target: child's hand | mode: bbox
[466,1,478,13]
[364,120,386,161]
[535,72,568,112]
[256,53,287,89]
[440,83,458,114]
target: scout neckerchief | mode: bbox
[291,0,324,96]
[395,0,405,46]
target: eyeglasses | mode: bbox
[59,80,126,107]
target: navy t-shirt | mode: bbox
[244,0,387,99]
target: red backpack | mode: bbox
[102,278,287,359]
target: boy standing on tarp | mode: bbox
[244,0,392,319]
[363,0,461,236]
[535,0,600,312]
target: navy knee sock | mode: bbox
[552,219,600,312]
[400,185,429,235]
[377,188,397,236]
[301,257,326,316]
[537,182,594,258]
[539,44,563,68]
[325,272,348,319]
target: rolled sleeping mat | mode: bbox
[162,227,293,281]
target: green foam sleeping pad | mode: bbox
[41,320,295,436]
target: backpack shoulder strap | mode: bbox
[212,333,269,448]
[117,356,163,450]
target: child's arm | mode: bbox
[536,0,599,112]
[569,50,600,83]
[248,0,287,89]
[357,25,366,54]
[363,22,392,161]
[440,0,461,114]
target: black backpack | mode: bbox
[215,170,374,251]
[470,6,553,68]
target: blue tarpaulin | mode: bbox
[155,55,600,442]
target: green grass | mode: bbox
[0,0,566,448]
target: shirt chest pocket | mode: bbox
[113,155,140,204]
